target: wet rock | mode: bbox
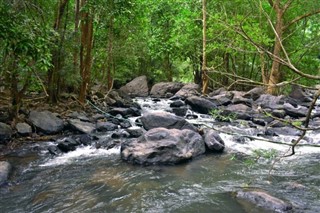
[0,122,13,142]
[255,94,285,110]
[174,83,200,99]
[150,82,184,98]
[126,127,145,138]
[48,146,62,155]
[185,96,217,114]
[96,121,118,132]
[108,107,141,118]
[140,111,197,131]
[15,122,32,136]
[0,161,11,185]
[203,129,225,152]
[28,110,64,134]
[119,75,149,97]
[57,137,80,152]
[119,120,132,129]
[68,119,96,134]
[289,85,312,102]
[171,107,188,117]
[283,103,308,118]
[121,127,206,165]
[111,130,130,139]
[170,100,185,108]
[243,87,265,100]
[79,134,93,146]
[265,127,302,136]
[235,190,293,212]
[231,91,252,106]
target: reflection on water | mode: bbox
[1,146,319,213]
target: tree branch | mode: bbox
[284,9,320,30]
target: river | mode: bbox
[0,98,319,213]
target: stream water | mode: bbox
[1,98,320,213]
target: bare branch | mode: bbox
[284,9,320,30]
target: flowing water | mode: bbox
[1,98,320,213]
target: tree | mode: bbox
[79,0,94,104]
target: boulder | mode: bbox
[255,94,285,110]
[150,82,184,98]
[170,100,185,108]
[283,103,308,118]
[28,110,64,134]
[68,119,96,134]
[126,127,145,138]
[235,190,292,212]
[15,122,32,136]
[185,96,217,114]
[289,85,312,102]
[231,91,252,106]
[108,107,141,117]
[140,112,197,131]
[96,121,118,132]
[174,83,200,99]
[243,87,265,100]
[57,137,81,152]
[0,161,11,185]
[171,107,188,117]
[0,122,12,142]
[121,127,206,165]
[209,94,232,106]
[203,129,225,152]
[119,75,149,97]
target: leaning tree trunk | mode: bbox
[79,0,94,104]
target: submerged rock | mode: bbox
[121,127,206,165]
[235,190,293,212]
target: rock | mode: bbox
[57,137,80,152]
[0,122,13,142]
[108,107,141,117]
[231,91,252,106]
[255,94,285,110]
[96,121,118,132]
[15,122,32,136]
[185,96,217,114]
[79,134,94,146]
[265,126,302,136]
[0,161,11,185]
[126,127,145,138]
[68,119,96,134]
[119,120,132,129]
[150,82,184,98]
[283,103,308,118]
[140,112,197,131]
[111,130,130,139]
[119,75,149,97]
[170,100,185,108]
[209,94,232,106]
[235,190,292,212]
[203,129,225,152]
[28,110,64,134]
[68,111,90,122]
[289,85,312,102]
[174,83,200,99]
[121,127,206,165]
[48,146,62,155]
[171,107,188,117]
[272,109,286,118]
[105,90,133,107]
[243,87,265,100]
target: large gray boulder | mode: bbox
[119,75,149,97]
[289,85,312,102]
[185,96,217,114]
[0,122,12,142]
[150,82,184,98]
[140,111,197,131]
[28,111,64,134]
[174,83,200,99]
[235,190,292,212]
[121,127,206,165]
[0,161,11,185]
[255,94,285,110]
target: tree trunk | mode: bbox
[79,0,94,104]
[106,11,114,90]
[201,0,208,94]
[73,0,80,85]
[267,0,284,95]
[48,0,69,103]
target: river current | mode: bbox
[1,98,319,213]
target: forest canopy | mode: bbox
[0,0,319,116]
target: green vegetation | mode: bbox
[0,0,319,118]
[210,109,237,122]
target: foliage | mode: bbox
[210,109,237,122]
